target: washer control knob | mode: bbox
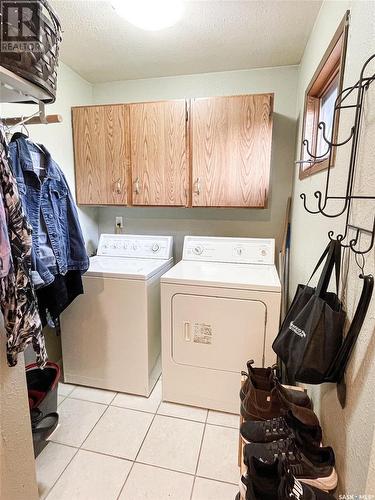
[261,248,267,257]
[235,247,243,256]
[152,243,160,253]
[193,245,204,255]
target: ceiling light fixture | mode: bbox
[112,0,184,31]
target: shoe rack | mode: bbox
[237,376,308,500]
[238,375,246,500]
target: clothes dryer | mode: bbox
[161,236,281,413]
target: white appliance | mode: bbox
[161,236,281,413]
[61,234,174,396]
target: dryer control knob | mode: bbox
[152,243,160,253]
[193,245,204,255]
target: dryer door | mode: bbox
[172,294,266,371]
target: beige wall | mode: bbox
[93,66,299,259]
[290,0,375,495]
[0,322,38,500]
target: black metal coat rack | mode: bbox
[300,53,375,256]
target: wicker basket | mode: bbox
[0,0,62,103]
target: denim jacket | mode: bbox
[8,136,89,287]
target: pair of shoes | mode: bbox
[240,409,322,446]
[240,360,311,407]
[240,360,318,425]
[241,455,336,499]
[239,360,280,400]
[244,436,337,491]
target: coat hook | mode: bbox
[300,193,321,214]
[302,138,330,160]
[349,216,375,255]
[318,122,355,148]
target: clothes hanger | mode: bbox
[20,117,46,157]
[10,117,46,172]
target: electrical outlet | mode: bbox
[115,216,124,229]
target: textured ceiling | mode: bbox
[51,0,322,83]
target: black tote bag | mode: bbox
[273,241,346,384]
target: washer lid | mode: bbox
[87,256,172,280]
[161,260,281,292]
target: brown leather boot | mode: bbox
[240,360,312,409]
[241,374,319,426]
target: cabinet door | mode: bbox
[72,105,129,205]
[191,94,273,208]
[130,100,188,206]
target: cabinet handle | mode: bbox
[134,177,141,195]
[115,178,121,194]
[184,321,191,342]
[194,177,201,195]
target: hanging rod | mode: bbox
[3,101,63,127]
[3,113,63,127]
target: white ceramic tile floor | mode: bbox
[52,398,107,447]
[191,477,239,500]
[57,395,65,406]
[57,382,75,397]
[39,380,240,500]
[197,424,240,484]
[137,414,204,474]
[207,410,240,428]
[111,379,162,413]
[158,401,208,422]
[69,385,117,405]
[36,443,76,500]
[119,463,194,500]
[82,406,153,460]
[46,449,132,500]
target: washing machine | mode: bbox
[161,236,281,413]
[61,234,173,396]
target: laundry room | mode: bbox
[0,1,374,499]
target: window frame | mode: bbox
[299,12,349,180]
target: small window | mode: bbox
[299,12,349,179]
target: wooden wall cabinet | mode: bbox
[72,94,273,208]
[130,100,188,206]
[190,94,273,208]
[72,104,130,205]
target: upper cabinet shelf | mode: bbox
[72,94,274,208]
[0,65,51,103]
